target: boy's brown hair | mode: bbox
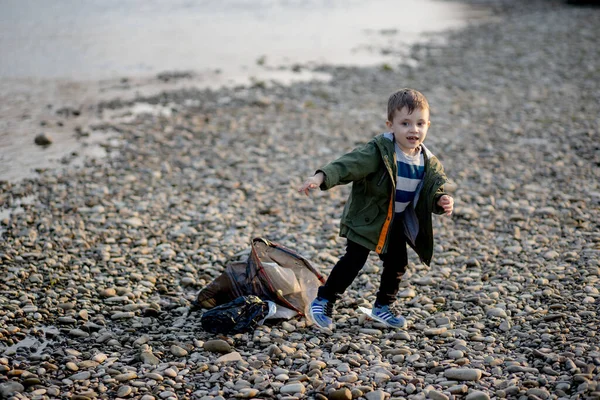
[387,88,430,122]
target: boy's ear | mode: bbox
[427,120,431,127]
[386,120,392,128]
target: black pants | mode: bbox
[317,218,408,306]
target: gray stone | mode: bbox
[0,382,25,397]
[170,345,188,357]
[215,351,242,363]
[70,371,91,381]
[465,391,490,400]
[526,388,550,399]
[486,308,508,318]
[203,339,232,353]
[428,390,449,400]
[280,382,305,394]
[117,385,133,397]
[444,369,482,381]
[447,350,464,359]
[140,351,160,365]
[365,389,385,400]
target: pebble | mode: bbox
[65,362,79,371]
[0,382,25,397]
[465,391,490,400]
[447,350,464,359]
[239,388,259,398]
[170,345,188,357]
[145,373,164,381]
[428,391,449,400]
[68,329,90,337]
[140,351,161,365]
[115,372,137,382]
[486,308,508,318]
[527,388,550,399]
[448,385,468,395]
[91,353,108,363]
[70,371,91,381]
[203,340,232,353]
[77,360,99,369]
[444,369,482,381]
[117,385,133,397]
[34,133,52,146]
[280,383,305,394]
[425,327,447,336]
[328,388,352,400]
[159,391,176,399]
[215,352,242,363]
[364,390,385,400]
[111,311,135,319]
[338,373,358,383]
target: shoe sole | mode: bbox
[308,306,332,330]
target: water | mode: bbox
[0,0,491,182]
[0,0,488,79]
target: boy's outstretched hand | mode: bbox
[438,195,454,216]
[298,172,325,196]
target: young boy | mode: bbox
[298,88,454,330]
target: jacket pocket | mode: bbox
[351,202,380,227]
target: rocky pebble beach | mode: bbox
[1,0,599,399]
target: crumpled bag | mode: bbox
[200,295,269,334]
[196,238,326,316]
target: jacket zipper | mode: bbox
[377,171,386,186]
[375,153,396,254]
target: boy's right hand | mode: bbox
[298,172,325,196]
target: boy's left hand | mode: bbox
[438,195,454,216]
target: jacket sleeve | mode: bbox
[317,141,382,190]
[430,157,449,215]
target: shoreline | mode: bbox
[0,0,492,184]
[1,1,600,399]
[0,68,334,184]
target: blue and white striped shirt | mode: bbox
[395,144,424,214]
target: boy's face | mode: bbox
[386,107,430,154]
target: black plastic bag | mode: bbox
[200,295,269,334]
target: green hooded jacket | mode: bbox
[318,132,448,266]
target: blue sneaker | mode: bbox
[371,303,407,329]
[309,297,333,329]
